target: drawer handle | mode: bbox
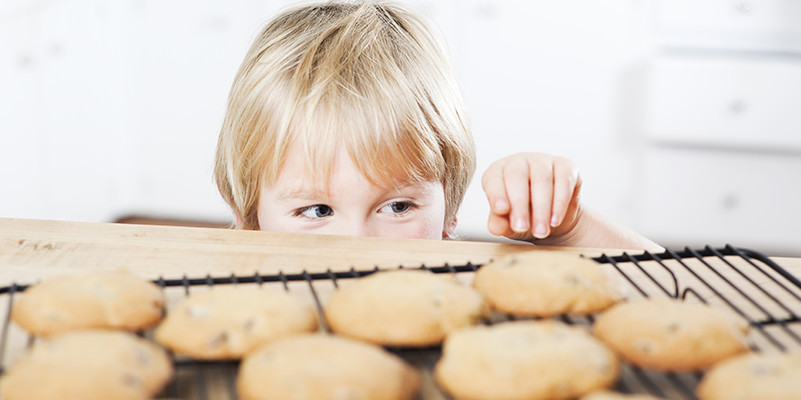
[735,0,756,13]
[729,99,748,115]
[722,193,740,210]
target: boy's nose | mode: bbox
[334,220,372,238]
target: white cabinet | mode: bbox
[654,0,801,53]
[2,1,799,254]
[635,147,801,254]
[638,0,801,255]
[0,0,286,223]
[646,55,801,152]
[0,0,127,222]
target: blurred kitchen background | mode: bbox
[1,0,800,256]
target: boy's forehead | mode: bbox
[271,161,425,200]
[270,140,425,189]
[271,176,437,203]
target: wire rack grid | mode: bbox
[0,244,799,400]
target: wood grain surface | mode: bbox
[0,217,595,285]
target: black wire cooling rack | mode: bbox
[0,244,799,400]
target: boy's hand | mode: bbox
[481,152,582,244]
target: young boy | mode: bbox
[214,1,661,251]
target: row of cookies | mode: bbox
[474,252,752,370]
[321,255,626,399]
[321,257,628,399]
[3,252,800,400]
[322,251,800,399]
[154,285,429,399]
[2,264,616,400]
[3,272,172,400]
[200,264,632,400]
[469,251,801,400]
[0,271,422,400]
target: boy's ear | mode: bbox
[442,216,458,239]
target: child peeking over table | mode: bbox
[214,1,661,252]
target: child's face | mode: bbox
[257,144,453,239]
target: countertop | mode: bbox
[1,217,799,284]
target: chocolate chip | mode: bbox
[135,348,150,366]
[503,257,519,267]
[597,361,611,374]
[242,318,256,332]
[208,332,228,348]
[750,363,776,376]
[121,373,142,388]
[666,321,681,333]
[636,340,654,354]
[565,275,581,286]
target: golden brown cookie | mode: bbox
[0,330,173,400]
[580,390,665,400]
[435,320,620,400]
[11,271,165,336]
[154,286,318,359]
[237,334,420,400]
[324,270,489,346]
[696,352,801,400]
[593,299,749,371]
[473,251,622,317]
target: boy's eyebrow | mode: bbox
[275,186,328,201]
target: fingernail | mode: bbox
[534,223,548,239]
[512,218,528,232]
[550,214,559,227]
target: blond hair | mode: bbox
[214,1,475,230]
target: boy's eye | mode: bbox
[297,204,333,219]
[380,201,414,214]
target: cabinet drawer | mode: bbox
[634,148,801,255]
[653,0,801,52]
[645,55,801,152]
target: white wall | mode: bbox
[2,0,800,255]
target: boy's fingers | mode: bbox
[528,158,554,239]
[481,164,510,215]
[550,158,579,227]
[488,213,538,242]
[503,158,533,233]
[487,212,511,237]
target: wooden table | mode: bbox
[2,217,799,282]
[0,217,588,284]
[1,217,800,400]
